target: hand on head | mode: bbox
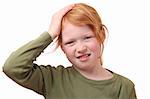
[48,4,75,39]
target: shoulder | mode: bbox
[107,69,134,86]
[111,71,137,98]
[113,72,135,89]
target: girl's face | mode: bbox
[61,20,102,71]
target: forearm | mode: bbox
[3,31,52,83]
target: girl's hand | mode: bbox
[48,4,75,39]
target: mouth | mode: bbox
[76,54,91,61]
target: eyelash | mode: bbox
[65,41,74,45]
[84,36,93,40]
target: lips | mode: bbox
[76,54,91,61]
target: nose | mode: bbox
[76,42,87,53]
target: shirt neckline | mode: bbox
[71,66,118,85]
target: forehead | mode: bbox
[61,20,94,40]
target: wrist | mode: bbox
[47,31,56,40]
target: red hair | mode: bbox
[56,3,108,65]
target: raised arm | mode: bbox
[2,4,75,96]
[3,32,52,95]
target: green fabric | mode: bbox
[3,32,137,99]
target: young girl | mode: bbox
[3,3,137,99]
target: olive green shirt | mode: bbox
[3,32,137,99]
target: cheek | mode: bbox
[89,42,101,54]
[62,47,74,57]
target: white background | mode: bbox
[0,0,149,99]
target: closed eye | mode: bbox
[85,36,92,39]
[65,41,74,45]
[84,36,94,40]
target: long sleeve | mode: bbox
[2,31,53,95]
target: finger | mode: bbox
[59,4,75,16]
